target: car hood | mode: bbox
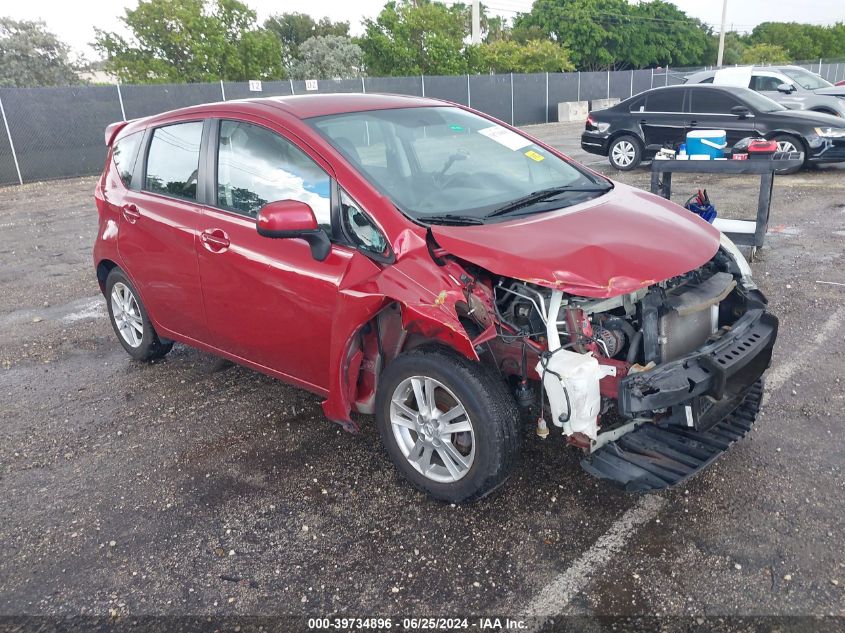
[815,86,845,98]
[430,183,721,299]
[772,109,845,126]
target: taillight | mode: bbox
[586,114,596,129]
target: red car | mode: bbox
[94,94,777,502]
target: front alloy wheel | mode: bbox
[390,376,475,483]
[376,347,521,503]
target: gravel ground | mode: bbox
[1,122,844,627]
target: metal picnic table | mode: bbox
[649,155,804,255]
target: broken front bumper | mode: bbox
[617,308,778,426]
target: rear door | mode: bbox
[639,89,688,151]
[687,88,758,147]
[117,120,209,341]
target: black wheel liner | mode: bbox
[581,380,763,492]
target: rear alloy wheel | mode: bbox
[105,268,173,361]
[376,347,520,503]
[608,135,642,171]
[772,134,805,175]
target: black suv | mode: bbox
[581,85,845,174]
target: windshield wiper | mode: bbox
[419,214,484,226]
[485,183,612,218]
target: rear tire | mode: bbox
[608,135,643,171]
[375,347,520,503]
[772,134,806,175]
[105,268,173,361]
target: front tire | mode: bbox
[772,134,806,175]
[608,135,643,171]
[105,268,173,361]
[375,347,521,503]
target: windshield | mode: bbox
[782,68,832,90]
[740,89,787,113]
[307,106,609,224]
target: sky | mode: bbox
[4,0,845,60]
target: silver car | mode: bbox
[685,65,845,118]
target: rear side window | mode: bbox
[690,89,740,114]
[645,90,684,112]
[216,120,332,228]
[628,96,645,112]
[750,75,783,91]
[144,122,203,201]
[112,131,142,188]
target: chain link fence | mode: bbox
[1,59,843,186]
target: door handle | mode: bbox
[639,119,648,124]
[122,204,141,223]
[200,229,230,253]
[689,120,699,127]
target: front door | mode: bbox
[196,118,360,393]
[117,120,209,341]
[687,88,759,148]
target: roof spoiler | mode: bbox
[105,120,130,146]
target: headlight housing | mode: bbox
[719,233,756,288]
[813,126,845,138]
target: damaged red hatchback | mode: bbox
[94,94,777,502]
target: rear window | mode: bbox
[645,90,684,112]
[144,122,203,201]
[112,131,142,188]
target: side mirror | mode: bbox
[256,200,331,261]
[731,105,752,118]
[777,83,794,93]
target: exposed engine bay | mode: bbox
[449,235,776,452]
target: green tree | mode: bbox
[264,12,349,70]
[741,43,790,65]
[360,0,471,76]
[469,39,574,73]
[748,22,845,60]
[514,0,710,70]
[0,17,80,87]
[94,0,285,83]
[290,35,363,80]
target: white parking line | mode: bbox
[522,495,666,620]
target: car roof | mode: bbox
[138,93,447,127]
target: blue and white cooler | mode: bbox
[685,129,727,159]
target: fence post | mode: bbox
[545,72,549,124]
[819,58,823,74]
[650,68,654,89]
[665,65,669,86]
[420,75,425,97]
[0,94,23,185]
[606,70,610,99]
[219,79,226,101]
[289,79,295,95]
[630,69,634,97]
[577,71,581,102]
[510,73,515,125]
[116,82,127,121]
[361,76,366,93]
[467,75,471,107]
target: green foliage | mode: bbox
[741,43,790,65]
[513,0,710,70]
[264,12,349,70]
[360,0,471,76]
[469,40,574,73]
[748,22,845,61]
[94,0,285,83]
[0,17,80,87]
[290,35,363,80]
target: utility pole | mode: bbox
[471,0,481,44]
[716,0,728,67]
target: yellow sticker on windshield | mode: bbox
[525,150,545,162]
